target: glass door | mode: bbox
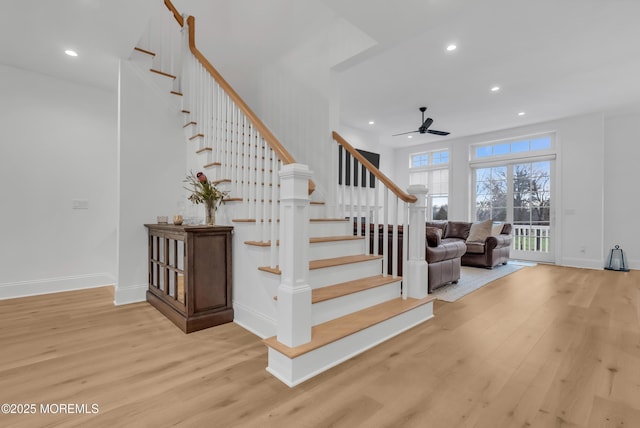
[474,160,554,263]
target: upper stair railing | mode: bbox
[140,0,317,268]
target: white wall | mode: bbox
[604,111,640,269]
[0,65,117,299]
[115,60,186,304]
[393,112,607,269]
[248,6,377,202]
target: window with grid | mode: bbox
[409,150,449,220]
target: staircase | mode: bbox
[129,0,434,387]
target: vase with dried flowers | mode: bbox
[184,171,229,225]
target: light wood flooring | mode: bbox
[0,264,639,427]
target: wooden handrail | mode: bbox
[164,0,184,27]
[332,131,417,204]
[162,1,314,194]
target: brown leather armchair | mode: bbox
[461,224,512,268]
[355,222,466,293]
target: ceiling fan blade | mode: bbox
[420,117,434,130]
[392,130,419,136]
[427,129,450,136]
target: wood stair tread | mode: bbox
[245,235,363,247]
[233,217,343,223]
[258,254,381,275]
[134,47,155,56]
[311,275,402,304]
[150,68,176,79]
[263,295,435,358]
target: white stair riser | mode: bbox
[309,204,325,218]
[251,259,384,289]
[240,238,365,267]
[129,49,154,68]
[227,220,351,241]
[309,239,364,260]
[266,301,434,387]
[309,221,351,238]
[149,72,175,93]
[196,149,211,164]
[183,124,197,140]
[312,281,401,325]
[309,259,383,289]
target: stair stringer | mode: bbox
[231,221,279,338]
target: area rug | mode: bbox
[431,263,527,302]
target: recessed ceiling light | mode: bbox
[491,86,500,92]
[518,111,526,116]
[408,135,413,139]
[65,50,78,57]
[446,44,457,52]
[368,121,375,125]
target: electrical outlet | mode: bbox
[72,199,89,209]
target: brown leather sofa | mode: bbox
[427,221,513,269]
[355,220,512,293]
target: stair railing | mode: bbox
[142,0,317,269]
[332,132,428,299]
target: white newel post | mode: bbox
[407,185,429,299]
[277,164,312,347]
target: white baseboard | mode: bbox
[0,273,114,301]
[233,300,277,339]
[113,283,148,306]
[560,257,604,270]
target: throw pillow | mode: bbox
[444,222,471,240]
[466,219,493,243]
[426,227,442,247]
[491,223,504,236]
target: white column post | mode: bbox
[406,185,429,299]
[277,163,312,347]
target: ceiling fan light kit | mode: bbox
[392,106,450,137]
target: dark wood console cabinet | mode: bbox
[144,224,233,333]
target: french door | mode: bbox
[473,160,554,263]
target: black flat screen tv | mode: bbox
[338,147,379,188]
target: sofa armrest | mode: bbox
[485,234,512,251]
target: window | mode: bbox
[411,153,429,168]
[409,150,449,220]
[470,134,555,263]
[473,136,552,160]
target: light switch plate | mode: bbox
[72,199,89,209]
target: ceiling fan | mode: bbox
[392,107,450,137]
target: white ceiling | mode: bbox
[0,0,154,91]
[4,0,640,147]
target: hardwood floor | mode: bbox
[0,264,639,427]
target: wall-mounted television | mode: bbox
[338,147,379,188]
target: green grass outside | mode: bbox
[513,236,549,252]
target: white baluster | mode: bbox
[364,165,370,255]
[373,177,379,257]
[402,202,409,298]
[383,187,389,277]
[340,147,346,219]
[356,159,362,238]
[392,194,398,278]
[262,142,269,243]
[270,153,278,268]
